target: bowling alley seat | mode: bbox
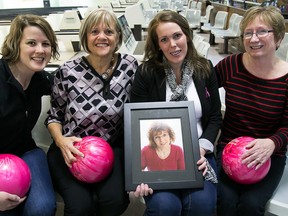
[211,13,243,54]
[201,10,228,45]
[265,155,288,216]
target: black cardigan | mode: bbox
[0,58,53,156]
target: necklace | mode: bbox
[101,57,115,80]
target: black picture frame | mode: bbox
[124,101,204,191]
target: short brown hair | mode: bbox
[1,14,59,63]
[240,6,285,45]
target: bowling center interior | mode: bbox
[0,0,287,215]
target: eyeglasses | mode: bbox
[242,29,274,40]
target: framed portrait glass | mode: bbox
[124,101,204,191]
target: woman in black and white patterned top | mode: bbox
[45,9,138,216]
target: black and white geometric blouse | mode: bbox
[46,53,138,145]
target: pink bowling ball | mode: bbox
[69,136,114,183]
[0,154,31,197]
[222,136,271,184]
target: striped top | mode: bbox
[215,53,288,156]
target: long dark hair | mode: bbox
[143,10,211,79]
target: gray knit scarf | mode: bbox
[164,57,218,184]
[164,58,192,101]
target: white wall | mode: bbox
[49,0,101,7]
[0,0,114,8]
[0,0,139,8]
[0,0,43,9]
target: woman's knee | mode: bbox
[22,199,56,216]
[238,197,266,216]
[64,199,94,216]
[183,184,216,216]
[144,192,182,216]
[98,192,129,216]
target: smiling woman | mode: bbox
[214,6,288,216]
[129,9,222,216]
[0,14,59,215]
[45,8,138,216]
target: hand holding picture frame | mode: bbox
[124,101,204,191]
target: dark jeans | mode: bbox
[144,154,217,216]
[47,143,129,216]
[217,146,286,216]
[0,147,56,216]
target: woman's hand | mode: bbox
[133,183,153,197]
[197,147,208,176]
[55,136,83,167]
[0,191,26,211]
[197,156,209,176]
[241,138,275,170]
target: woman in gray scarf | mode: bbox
[130,10,222,216]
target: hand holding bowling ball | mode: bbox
[0,154,31,197]
[69,136,114,183]
[222,136,271,184]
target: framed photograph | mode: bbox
[124,101,203,191]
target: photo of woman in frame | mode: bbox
[140,119,185,171]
